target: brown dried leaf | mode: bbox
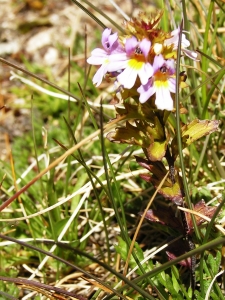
[106,121,151,147]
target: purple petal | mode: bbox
[107,60,127,72]
[108,32,119,51]
[171,28,180,37]
[139,38,151,59]
[138,63,153,85]
[164,28,180,47]
[153,55,165,72]
[108,52,128,62]
[101,28,112,50]
[165,28,191,50]
[125,36,138,56]
[138,82,155,103]
[166,59,175,73]
[107,52,128,72]
[181,33,190,48]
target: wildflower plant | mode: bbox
[88,10,219,203]
[87,10,221,297]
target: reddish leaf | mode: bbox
[166,238,191,268]
[166,251,191,268]
[141,208,183,233]
[136,156,184,205]
[185,200,217,234]
[139,174,152,182]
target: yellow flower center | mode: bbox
[154,68,169,87]
[128,58,145,70]
[155,79,169,88]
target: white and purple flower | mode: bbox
[116,36,153,89]
[137,54,176,110]
[87,28,127,86]
[164,28,199,61]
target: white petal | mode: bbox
[117,67,137,89]
[138,63,153,85]
[92,65,108,86]
[155,87,173,110]
[138,85,155,103]
[183,49,200,61]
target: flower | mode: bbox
[164,28,199,61]
[116,36,153,89]
[137,54,176,110]
[87,28,127,86]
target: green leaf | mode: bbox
[188,287,193,299]
[147,139,167,161]
[114,237,151,275]
[211,293,220,300]
[171,266,181,293]
[146,116,165,140]
[171,119,219,159]
[207,251,221,276]
[159,182,183,204]
[156,270,167,286]
[182,119,219,145]
[164,274,183,299]
[108,101,168,160]
[194,291,205,300]
[55,217,71,237]
[215,251,222,274]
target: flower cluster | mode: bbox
[87,12,199,111]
